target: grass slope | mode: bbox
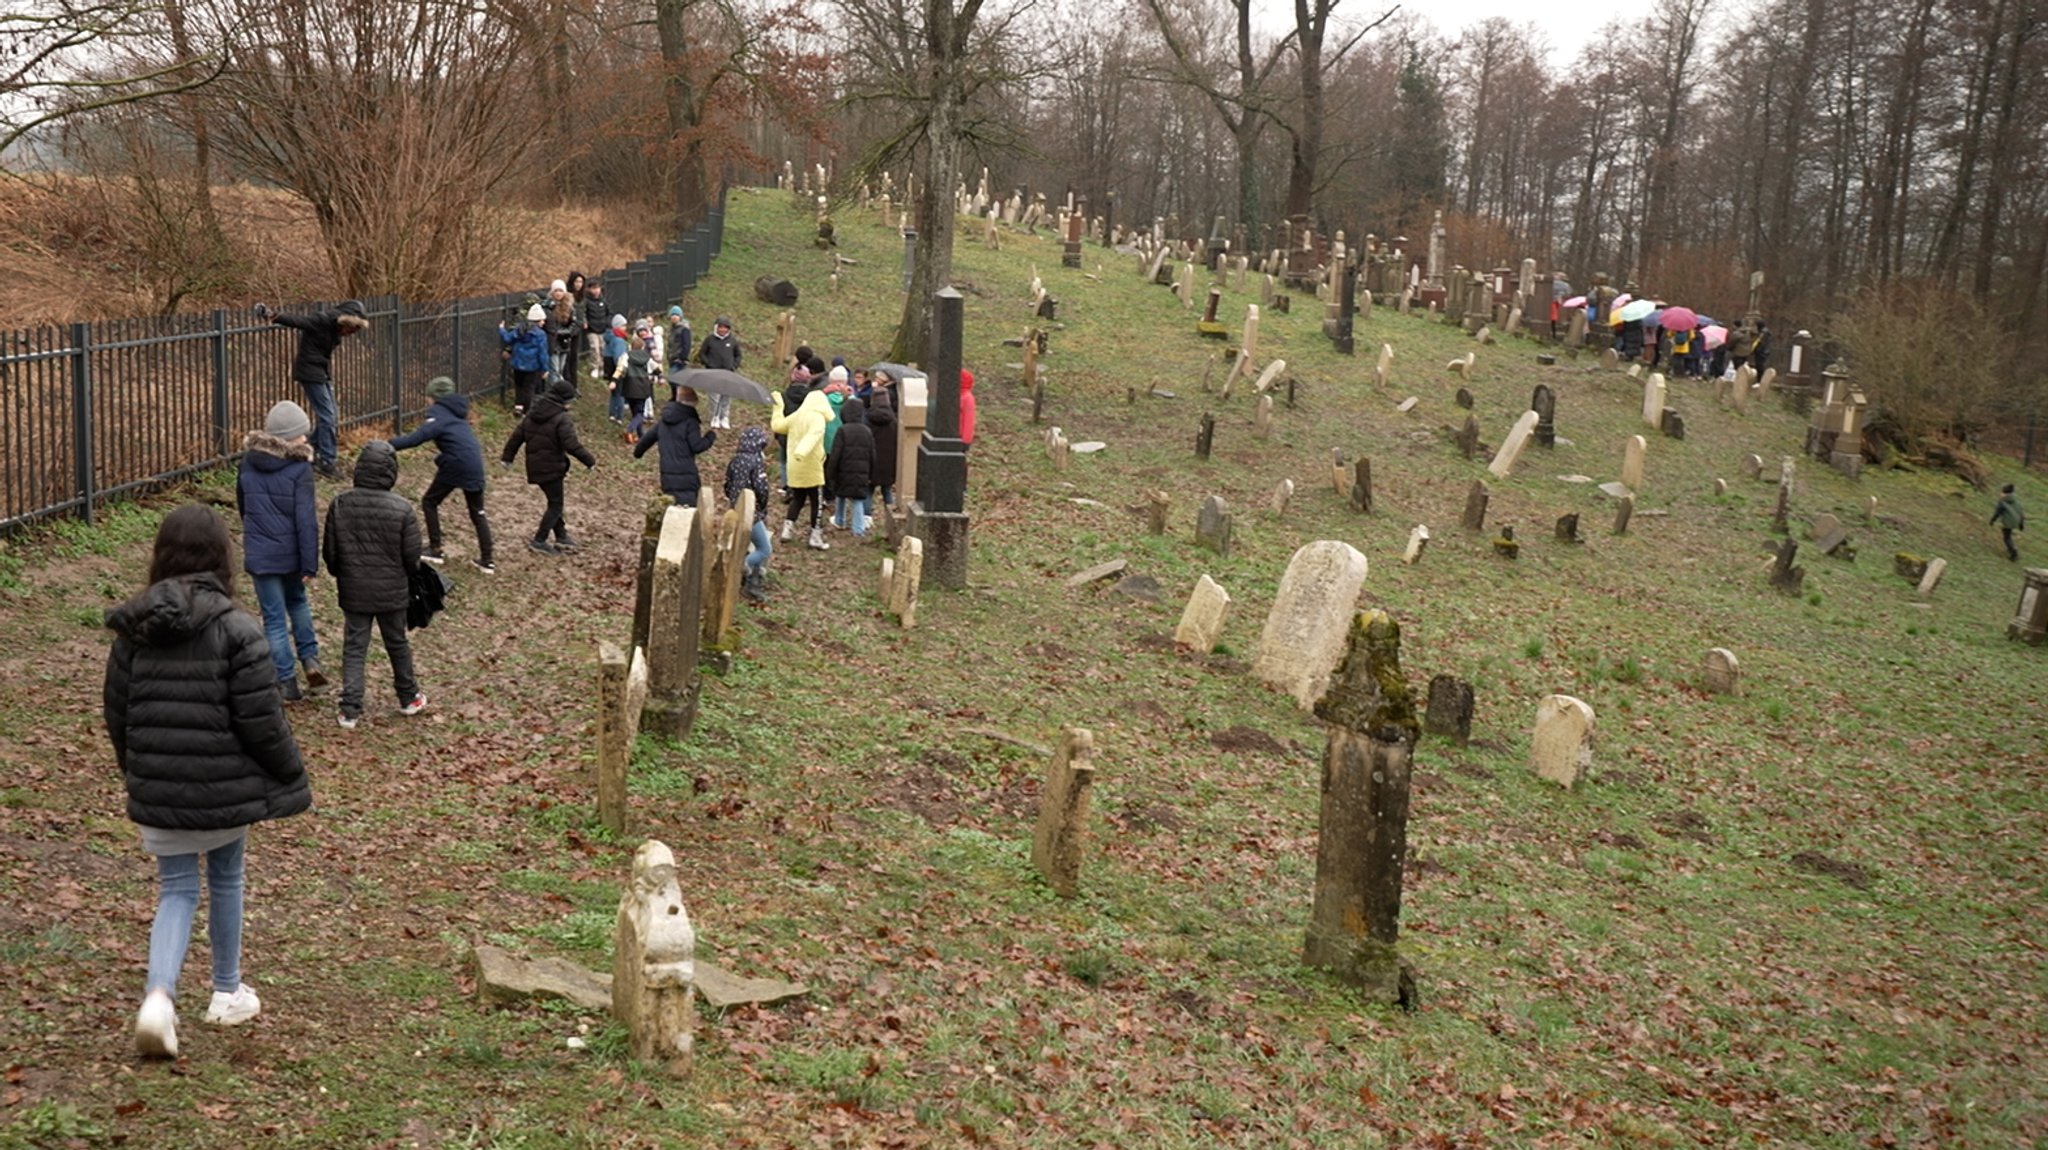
[0,185,2043,1149]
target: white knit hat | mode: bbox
[526,303,545,322]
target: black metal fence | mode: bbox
[0,194,726,533]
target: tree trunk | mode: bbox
[892,0,978,364]
[655,0,709,225]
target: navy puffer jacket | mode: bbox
[389,394,486,492]
[502,391,596,484]
[634,401,716,498]
[236,431,318,577]
[104,573,310,831]
[825,397,876,499]
[322,442,421,614]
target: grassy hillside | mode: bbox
[0,185,2042,1149]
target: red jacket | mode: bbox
[958,369,977,446]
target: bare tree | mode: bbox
[0,2,225,157]
[1137,0,1294,236]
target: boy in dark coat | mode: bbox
[389,376,494,574]
[502,379,597,554]
[634,386,717,506]
[236,400,325,701]
[1992,484,2026,561]
[323,441,425,728]
[264,299,368,478]
[867,389,899,508]
[825,396,876,537]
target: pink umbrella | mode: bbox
[1701,324,1729,349]
[1659,306,1698,331]
[1563,295,1587,308]
[1611,293,1633,309]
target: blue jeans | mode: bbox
[250,574,318,684]
[148,837,245,997]
[297,380,338,468]
[833,495,870,536]
[746,518,771,574]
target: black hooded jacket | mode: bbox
[322,441,422,614]
[825,397,876,499]
[273,303,362,386]
[867,392,899,492]
[502,388,596,484]
[103,573,310,831]
[634,401,717,498]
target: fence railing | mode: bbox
[0,193,727,533]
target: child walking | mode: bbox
[323,441,427,728]
[106,504,311,1058]
[499,304,552,413]
[633,385,716,506]
[725,426,773,602]
[389,376,495,574]
[614,335,659,444]
[236,400,325,701]
[502,379,597,554]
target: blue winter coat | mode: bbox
[500,323,551,373]
[236,431,319,577]
[389,394,486,492]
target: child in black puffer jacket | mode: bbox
[502,379,597,554]
[323,440,425,728]
[826,396,876,538]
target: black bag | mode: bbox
[406,563,451,630]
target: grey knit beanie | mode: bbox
[265,399,311,441]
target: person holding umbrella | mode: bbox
[696,317,742,429]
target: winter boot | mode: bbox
[808,527,830,551]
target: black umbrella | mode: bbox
[666,368,776,404]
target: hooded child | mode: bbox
[634,385,717,506]
[107,504,312,1059]
[826,396,876,537]
[1992,484,2026,561]
[867,388,899,507]
[772,387,835,550]
[236,400,325,701]
[697,316,742,430]
[724,426,774,602]
[501,379,598,554]
[389,376,494,574]
[614,334,659,442]
[603,315,631,423]
[323,441,426,728]
[666,307,693,373]
[266,299,369,477]
[499,304,553,412]
[958,367,978,449]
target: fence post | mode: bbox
[451,297,463,394]
[389,299,405,434]
[211,309,231,458]
[71,322,95,526]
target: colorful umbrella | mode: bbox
[1611,293,1633,310]
[1616,299,1656,323]
[1659,306,1698,331]
[1563,295,1587,308]
[1701,324,1729,349]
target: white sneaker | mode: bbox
[399,693,428,716]
[780,521,794,542]
[204,984,261,1026]
[808,527,830,551]
[135,990,178,1057]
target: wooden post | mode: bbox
[1303,610,1419,1006]
[1030,729,1096,898]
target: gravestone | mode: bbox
[643,506,708,740]
[1446,352,1476,378]
[1809,513,1840,543]
[1331,448,1349,494]
[1195,412,1215,460]
[1916,558,1947,599]
[882,535,923,626]
[1714,478,1728,496]
[1531,696,1596,788]
[1174,574,1232,652]
[1253,359,1289,395]
[1612,494,1635,534]
[909,288,972,590]
[1455,387,1474,410]
[595,642,651,834]
[1703,648,1740,695]
[1642,374,1667,428]
[1741,453,1764,480]
[1395,396,1419,414]
[1462,481,1489,530]
[1555,513,1581,544]
[1600,347,1619,370]
[612,840,696,1077]
[1660,409,1686,440]
[1493,525,1519,559]
[1030,729,1095,897]
[1351,458,1374,514]
[1375,343,1393,388]
[1772,485,1791,534]
[1770,538,1805,595]
[1402,525,1430,565]
[1487,411,1541,479]
[1196,495,1233,556]
[1254,541,1370,710]
[1303,610,1419,1005]
[1145,490,1170,535]
[1272,478,1294,514]
[1531,385,1556,448]
[1255,395,1274,438]
[1864,495,1878,525]
[1423,674,1473,745]
[1621,435,1647,491]
[1456,415,1481,460]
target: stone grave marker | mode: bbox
[1555,513,1581,544]
[1600,347,1619,370]
[1145,490,1170,535]
[882,535,924,626]
[1455,387,1474,409]
[1375,343,1393,388]
[1714,478,1728,496]
[1770,538,1805,595]
[1531,696,1595,788]
[1253,358,1289,395]
[1493,525,1519,559]
[1456,415,1481,459]
[1642,374,1667,428]
[1402,525,1430,565]
[1423,674,1473,745]
[1621,435,1647,491]
[1331,447,1349,495]
[1446,352,1476,378]
[613,840,697,1077]
[1255,395,1274,437]
[1917,558,1947,599]
[1660,409,1686,440]
[1174,575,1232,652]
[1350,458,1374,514]
[1741,453,1764,480]
[1771,485,1791,534]
[1030,729,1096,898]
[1612,494,1635,534]
[1254,540,1370,710]
[1531,384,1556,447]
[1196,495,1233,556]
[1808,513,1840,542]
[1395,396,1419,414]
[1703,648,1740,695]
[1474,324,1493,345]
[1864,495,1878,525]
[596,642,652,834]
[1488,411,1541,479]
[1272,478,1294,514]
[1462,481,1489,530]
[1195,412,1215,460]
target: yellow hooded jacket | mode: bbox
[772,389,834,489]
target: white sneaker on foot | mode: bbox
[204,984,261,1026]
[808,527,830,551]
[780,521,795,542]
[136,990,178,1057]
[399,693,428,716]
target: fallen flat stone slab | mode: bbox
[695,960,809,1009]
[474,945,612,1011]
[1069,498,1110,510]
[1598,482,1633,499]
[1066,559,1129,588]
[1557,475,1594,484]
[1071,441,1107,454]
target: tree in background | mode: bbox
[1835,282,2015,458]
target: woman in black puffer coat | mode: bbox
[825,396,876,537]
[105,504,310,1059]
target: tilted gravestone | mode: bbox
[1462,481,1490,530]
[1254,541,1369,710]
[1703,648,1740,695]
[1174,574,1232,652]
[1487,411,1541,479]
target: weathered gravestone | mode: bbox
[1423,674,1473,745]
[1555,513,1582,544]
[1402,525,1430,565]
[1660,409,1685,440]
[1809,513,1840,543]
[1255,395,1274,438]
[1174,574,1233,652]
[1493,525,1519,559]
[1600,347,1619,370]
[1917,558,1948,599]
[613,840,696,1077]
[1195,412,1215,460]
[1462,481,1490,530]
[1741,453,1764,480]
[1455,387,1474,410]
[1196,495,1233,556]
[1770,538,1805,595]
[1612,494,1635,535]
[1487,411,1541,479]
[1031,729,1096,898]
[1621,435,1647,491]
[1302,610,1419,1006]
[595,642,652,834]
[1703,648,1740,695]
[643,506,709,739]
[1531,695,1596,788]
[1254,541,1370,710]
[1272,478,1294,514]
[1642,374,1667,428]
[1145,490,1170,535]
[1350,459,1374,514]
[1531,385,1556,448]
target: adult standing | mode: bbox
[263,299,369,479]
[697,316,742,430]
[106,505,311,1058]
